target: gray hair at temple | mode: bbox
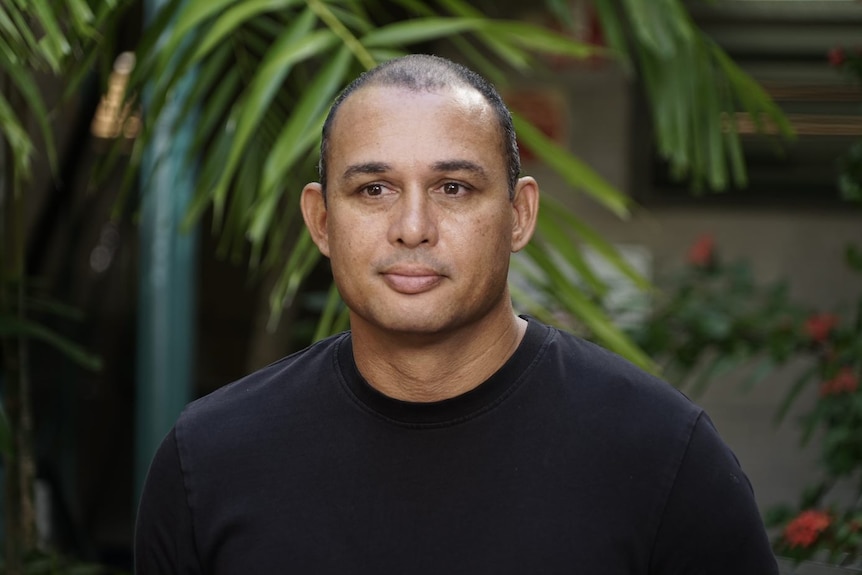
[317,54,521,200]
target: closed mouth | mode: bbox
[380,266,445,294]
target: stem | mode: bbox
[1,72,37,575]
[305,0,377,70]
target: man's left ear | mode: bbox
[510,176,539,253]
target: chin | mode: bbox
[354,308,461,338]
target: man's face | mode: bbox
[302,84,537,339]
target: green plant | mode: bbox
[0,549,128,575]
[830,44,862,203]
[1,1,792,570]
[628,236,862,565]
[122,0,791,371]
[1,2,127,572]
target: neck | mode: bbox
[351,311,527,403]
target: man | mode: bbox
[135,54,779,574]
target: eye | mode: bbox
[360,183,388,197]
[441,182,467,196]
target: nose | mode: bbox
[387,188,438,248]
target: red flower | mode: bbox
[784,510,831,548]
[820,367,859,397]
[805,314,839,343]
[828,46,846,67]
[687,234,715,267]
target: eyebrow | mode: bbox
[341,162,392,181]
[431,160,488,180]
[341,160,488,181]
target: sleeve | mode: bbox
[134,427,203,575]
[649,412,779,575]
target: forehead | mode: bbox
[327,85,506,177]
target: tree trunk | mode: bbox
[1,75,37,575]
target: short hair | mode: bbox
[318,54,521,198]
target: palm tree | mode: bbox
[0,0,790,570]
[1,2,128,571]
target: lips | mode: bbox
[380,265,444,294]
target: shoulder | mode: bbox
[537,322,700,420]
[174,332,349,450]
[524,321,705,473]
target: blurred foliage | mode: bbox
[628,44,862,567]
[1,0,795,569]
[831,45,862,203]
[120,0,790,371]
[0,550,128,575]
[0,0,129,190]
[630,236,862,566]
[589,0,794,192]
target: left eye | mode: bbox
[442,182,464,195]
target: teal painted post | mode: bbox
[134,0,199,502]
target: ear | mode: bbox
[300,182,330,257]
[510,176,539,253]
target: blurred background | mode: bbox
[2,0,861,572]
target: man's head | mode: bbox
[301,55,538,340]
[319,54,521,198]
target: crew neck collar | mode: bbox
[334,317,551,427]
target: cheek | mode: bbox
[327,211,370,256]
[453,214,512,264]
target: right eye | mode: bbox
[359,183,397,198]
[362,183,385,197]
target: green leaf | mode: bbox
[269,230,321,314]
[738,357,776,393]
[527,233,607,300]
[29,1,72,72]
[166,0,247,52]
[127,0,183,85]
[0,317,102,371]
[189,0,304,73]
[207,13,338,222]
[307,0,376,70]
[508,265,562,327]
[775,363,818,425]
[686,354,742,398]
[545,0,575,29]
[362,17,487,47]
[0,6,26,61]
[24,296,86,321]
[711,42,794,139]
[6,4,41,62]
[512,112,631,219]
[180,44,236,152]
[435,0,532,69]
[484,20,597,60]
[0,50,58,174]
[846,244,862,274]
[621,0,675,57]
[543,194,649,290]
[521,243,656,373]
[327,4,376,34]
[593,0,631,68]
[249,44,354,243]
[310,281,349,342]
[0,90,34,181]
[65,0,97,36]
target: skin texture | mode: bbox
[301,85,539,401]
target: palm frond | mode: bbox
[123,0,790,368]
[594,0,793,192]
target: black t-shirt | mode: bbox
[135,318,778,574]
